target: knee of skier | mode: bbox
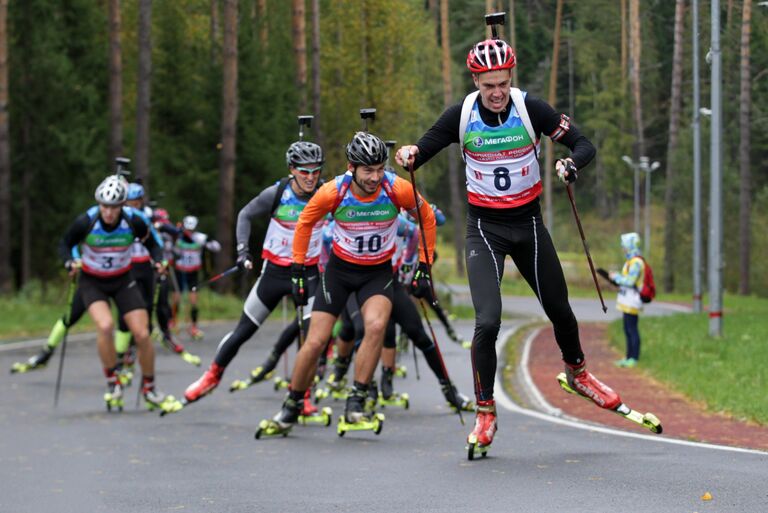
[474,311,501,342]
[364,316,388,340]
[95,319,115,338]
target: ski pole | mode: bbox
[191,265,240,293]
[403,152,463,426]
[411,335,421,381]
[565,183,608,313]
[54,275,78,408]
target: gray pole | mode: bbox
[709,0,723,336]
[641,158,660,257]
[634,164,640,234]
[692,0,703,313]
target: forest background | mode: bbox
[0,0,766,302]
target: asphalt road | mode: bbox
[1,308,766,513]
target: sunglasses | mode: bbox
[295,166,323,175]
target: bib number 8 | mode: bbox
[493,167,511,191]
[354,234,382,254]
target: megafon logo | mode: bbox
[482,135,525,145]
[474,137,484,147]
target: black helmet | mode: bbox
[286,141,324,167]
[345,132,388,166]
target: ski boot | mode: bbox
[319,364,349,402]
[184,362,224,404]
[104,380,124,412]
[188,325,205,341]
[337,386,385,437]
[11,346,54,373]
[144,388,183,414]
[298,389,333,427]
[446,326,472,350]
[378,368,409,409]
[230,365,275,392]
[255,395,301,439]
[467,399,496,460]
[442,382,475,412]
[557,363,662,434]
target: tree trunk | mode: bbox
[543,0,563,229]
[108,0,123,166]
[621,0,628,94]
[135,0,152,190]
[440,0,464,277]
[310,0,323,147]
[662,0,685,292]
[0,0,11,293]
[292,0,307,113]
[215,0,239,277]
[257,0,268,63]
[210,0,220,64]
[738,0,752,295]
[21,117,32,287]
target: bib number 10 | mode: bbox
[354,234,382,254]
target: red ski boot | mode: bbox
[467,399,497,460]
[184,362,224,403]
[302,389,318,416]
[564,361,621,410]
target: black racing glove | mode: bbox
[291,263,308,306]
[236,250,253,271]
[410,262,431,299]
[556,159,578,184]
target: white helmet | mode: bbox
[183,215,198,231]
[95,175,128,205]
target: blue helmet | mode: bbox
[127,183,145,200]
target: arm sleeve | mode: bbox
[391,177,436,264]
[58,214,92,263]
[236,185,279,251]
[292,182,337,265]
[413,103,462,170]
[614,259,644,288]
[525,95,596,169]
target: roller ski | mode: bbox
[378,367,410,409]
[229,365,275,393]
[10,346,54,374]
[394,364,407,379]
[144,388,184,414]
[442,383,474,413]
[159,333,201,367]
[337,387,385,437]
[466,399,496,460]
[316,371,348,402]
[255,396,301,439]
[297,390,333,427]
[104,381,125,412]
[446,326,472,350]
[556,367,663,434]
[117,365,134,387]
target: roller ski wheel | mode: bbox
[298,406,333,427]
[159,397,191,417]
[378,392,410,410]
[314,387,330,402]
[10,347,54,374]
[117,368,134,388]
[336,413,385,437]
[394,365,407,379]
[104,383,124,412]
[273,376,290,391]
[466,434,490,460]
[180,350,201,367]
[556,372,663,434]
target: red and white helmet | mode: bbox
[466,39,516,73]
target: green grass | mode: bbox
[607,294,768,425]
[0,280,246,341]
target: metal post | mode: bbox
[640,157,660,257]
[692,0,703,313]
[633,163,640,234]
[708,0,723,336]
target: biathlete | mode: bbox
[177,141,326,414]
[396,34,625,457]
[58,175,181,413]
